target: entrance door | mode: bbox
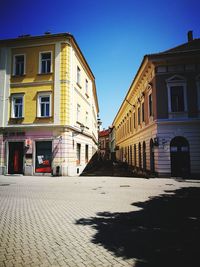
[170,136,190,178]
[8,142,24,174]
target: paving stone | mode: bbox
[0,175,199,267]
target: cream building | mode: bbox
[113,32,200,178]
[0,33,99,176]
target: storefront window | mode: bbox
[35,141,52,173]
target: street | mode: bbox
[0,175,200,267]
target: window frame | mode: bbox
[148,91,153,117]
[37,92,52,118]
[167,76,187,114]
[85,79,89,96]
[77,104,81,122]
[11,94,24,119]
[39,51,52,74]
[77,66,81,86]
[13,54,26,76]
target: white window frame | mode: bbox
[85,79,89,95]
[39,51,52,74]
[13,54,26,76]
[77,66,81,85]
[85,111,89,126]
[11,94,24,118]
[37,92,52,118]
[77,104,81,122]
[166,75,187,113]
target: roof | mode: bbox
[99,129,110,137]
[147,38,200,58]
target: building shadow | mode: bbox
[76,187,200,267]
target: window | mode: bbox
[38,93,51,117]
[76,143,81,165]
[85,144,89,163]
[40,52,51,74]
[13,55,25,76]
[142,102,145,122]
[12,95,24,118]
[35,141,52,173]
[149,93,153,117]
[167,75,187,114]
[85,111,88,125]
[77,66,81,85]
[133,112,136,128]
[77,104,81,122]
[138,106,141,125]
[170,86,185,112]
[85,79,89,95]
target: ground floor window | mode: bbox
[76,143,81,165]
[35,141,52,173]
[85,144,89,163]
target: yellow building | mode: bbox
[0,33,99,176]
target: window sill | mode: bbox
[10,117,24,120]
[36,116,52,119]
[12,74,26,78]
[76,83,82,89]
[37,72,53,76]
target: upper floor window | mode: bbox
[148,93,153,117]
[167,75,187,114]
[170,86,185,112]
[142,102,145,122]
[138,106,141,125]
[85,111,88,125]
[39,52,52,74]
[13,55,25,76]
[77,104,81,122]
[11,94,24,118]
[37,93,51,117]
[85,79,89,95]
[77,66,81,85]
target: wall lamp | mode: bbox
[153,137,159,146]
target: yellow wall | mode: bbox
[10,85,54,124]
[11,44,55,83]
[60,43,70,125]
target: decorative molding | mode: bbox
[10,80,53,87]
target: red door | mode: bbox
[8,142,24,174]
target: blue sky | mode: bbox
[1,0,200,128]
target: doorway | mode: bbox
[170,136,190,178]
[8,142,24,174]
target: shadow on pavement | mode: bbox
[76,187,200,267]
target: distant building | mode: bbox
[0,33,99,176]
[109,126,116,161]
[113,31,200,178]
[98,129,110,160]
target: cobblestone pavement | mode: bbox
[0,175,200,267]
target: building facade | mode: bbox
[113,32,200,178]
[98,129,110,160]
[0,33,99,176]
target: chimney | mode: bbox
[187,30,193,42]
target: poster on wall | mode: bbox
[35,141,52,173]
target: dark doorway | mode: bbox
[8,142,24,174]
[170,136,190,178]
[150,139,155,173]
[138,143,141,169]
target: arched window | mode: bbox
[143,141,146,171]
[138,143,142,169]
[150,139,155,173]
